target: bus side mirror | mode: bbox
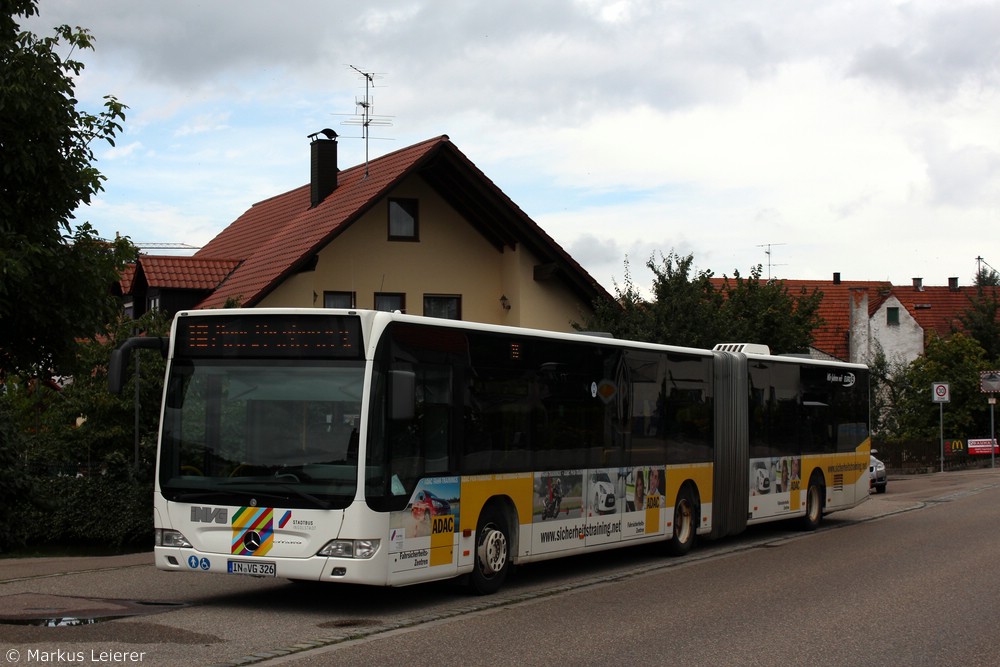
[108,336,169,394]
[389,370,416,421]
[109,348,128,394]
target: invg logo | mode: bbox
[190,506,228,524]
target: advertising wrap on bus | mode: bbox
[112,309,871,594]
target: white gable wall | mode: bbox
[869,295,925,364]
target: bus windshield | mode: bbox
[159,359,365,510]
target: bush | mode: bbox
[872,436,993,472]
[0,402,34,552]
[3,465,152,554]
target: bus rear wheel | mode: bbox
[801,475,824,531]
[470,508,510,595]
[666,486,697,556]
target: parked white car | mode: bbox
[870,452,887,494]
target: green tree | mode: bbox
[956,287,1000,363]
[578,252,723,347]
[892,333,990,441]
[974,266,1000,287]
[1,0,134,375]
[581,256,659,342]
[716,265,824,354]
[579,252,822,354]
[866,343,911,438]
[644,252,724,348]
[4,310,168,474]
[0,397,32,548]
[0,309,166,552]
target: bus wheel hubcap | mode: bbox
[676,500,692,542]
[478,527,507,576]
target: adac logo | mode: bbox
[431,515,455,535]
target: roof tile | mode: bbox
[710,278,998,360]
[136,256,241,291]
[195,136,449,309]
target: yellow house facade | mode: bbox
[260,172,591,331]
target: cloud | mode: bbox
[102,141,143,160]
[18,0,1000,291]
[175,112,232,138]
[848,2,1000,97]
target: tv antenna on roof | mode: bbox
[757,242,787,279]
[340,65,394,177]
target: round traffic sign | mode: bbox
[932,382,950,403]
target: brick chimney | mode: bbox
[310,130,339,207]
[912,277,923,291]
[833,272,841,285]
[948,277,959,291]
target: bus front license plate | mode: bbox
[227,560,276,577]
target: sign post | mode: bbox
[932,382,950,473]
[981,371,1000,469]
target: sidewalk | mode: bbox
[0,551,151,583]
[831,492,922,522]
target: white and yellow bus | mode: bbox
[111,309,870,594]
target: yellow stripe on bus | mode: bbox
[459,473,534,532]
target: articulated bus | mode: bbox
[110,309,870,594]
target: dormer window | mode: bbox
[388,198,419,241]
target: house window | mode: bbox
[148,295,160,312]
[375,292,406,313]
[424,295,461,320]
[324,291,356,309]
[886,307,899,326]
[388,198,419,241]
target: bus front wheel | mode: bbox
[666,486,697,556]
[470,507,510,595]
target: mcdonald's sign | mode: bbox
[944,439,965,456]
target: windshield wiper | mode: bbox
[215,479,334,510]
[250,481,334,510]
[172,490,241,503]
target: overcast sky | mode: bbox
[23,0,1000,293]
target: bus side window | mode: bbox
[388,423,423,496]
[417,365,452,474]
[422,403,450,473]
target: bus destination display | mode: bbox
[176,314,362,359]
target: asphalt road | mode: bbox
[2,468,999,667]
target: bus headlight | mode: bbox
[155,528,193,548]
[318,539,380,559]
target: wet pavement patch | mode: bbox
[0,593,187,626]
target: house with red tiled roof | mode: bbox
[713,273,992,364]
[852,276,999,365]
[121,134,612,332]
[123,256,241,319]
